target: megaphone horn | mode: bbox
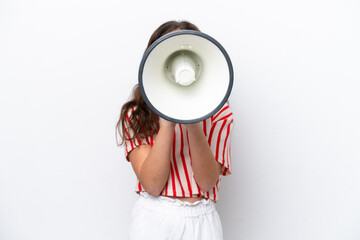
[138,30,233,124]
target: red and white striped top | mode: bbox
[124,102,233,202]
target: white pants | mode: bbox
[129,192,223,240]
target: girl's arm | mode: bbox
[128,120,175,196]
[186,122,223,192]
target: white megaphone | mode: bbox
[138,30,233,124]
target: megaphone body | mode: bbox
[138,30,233,124]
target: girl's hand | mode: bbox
[159,117,176,129]
[184,121,202,132]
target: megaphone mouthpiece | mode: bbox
[165,50,201,86]
[170,52,197,86]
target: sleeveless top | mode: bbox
[124,102,233,202]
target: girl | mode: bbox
[116,20,233,240]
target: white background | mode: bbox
[1,0,359,239]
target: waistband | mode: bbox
[136,192,216,217]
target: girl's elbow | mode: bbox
[142,184,163,196]
[195,176,218,192]
[199,183,216,193]
[146,189,161,197]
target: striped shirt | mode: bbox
[124,102,233,202]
